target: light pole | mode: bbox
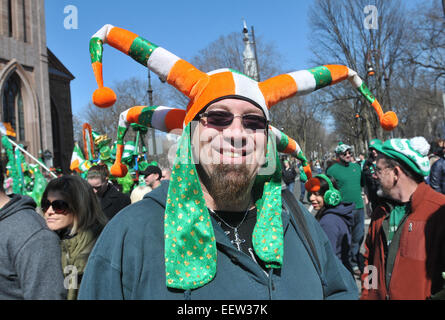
[250,26,260,82]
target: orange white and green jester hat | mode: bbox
[90,24,398,290]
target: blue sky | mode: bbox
[44,0,423,117]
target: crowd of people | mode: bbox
[0,161,170,300]
[1,125,444,301]
[281,137,445,299]
[0,21,444,300]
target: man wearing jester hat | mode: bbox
[79,24,398,299]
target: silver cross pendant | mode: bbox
[231,228,246,251]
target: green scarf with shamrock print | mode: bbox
[164,123,283,290]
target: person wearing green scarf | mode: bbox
[78,96,358,299]
[362,137,445,300]
[77,24,368,300]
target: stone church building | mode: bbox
[0,0,74,173]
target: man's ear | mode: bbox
[393,166,403,184]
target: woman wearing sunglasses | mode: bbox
[305,174,355,276]
[41,175,108,300]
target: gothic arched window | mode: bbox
[2,72,25,141]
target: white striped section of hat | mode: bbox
[92,24,114,42]
[269,125,281,138]
[207,68,231,76]
[147,47,180,82]
[118,109,130,128]
[232,72,269,119]
[288,70,316,95]
[122,142,136,159]
[151,106,178,132]
[347,68,362,88]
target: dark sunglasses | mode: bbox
[342,150,352,156]
[199,110,269,130]
[41,199,70,214]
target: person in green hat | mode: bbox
[327,142,365,276]
[361,136,445,300]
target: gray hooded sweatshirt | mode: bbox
[0,194,66,299]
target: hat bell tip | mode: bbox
[380,111,398,131]
[110,162,128,177]
[93,87,117,108]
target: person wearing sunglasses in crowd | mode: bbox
[80,98,357,300]
[140,165,163,190]
[86,164,131,221]
[0,162,66,300]
[78,26,358,299]
[327,142,365,278]
[42,175,108,300]
[129,165,164,204]
[305,174,355,275]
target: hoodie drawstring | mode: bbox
[268,269,275,299]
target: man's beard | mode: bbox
[376,183,392,200]
[376,187,385,198]
[206,164,253,208]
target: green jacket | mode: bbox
[61,228,100,300]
